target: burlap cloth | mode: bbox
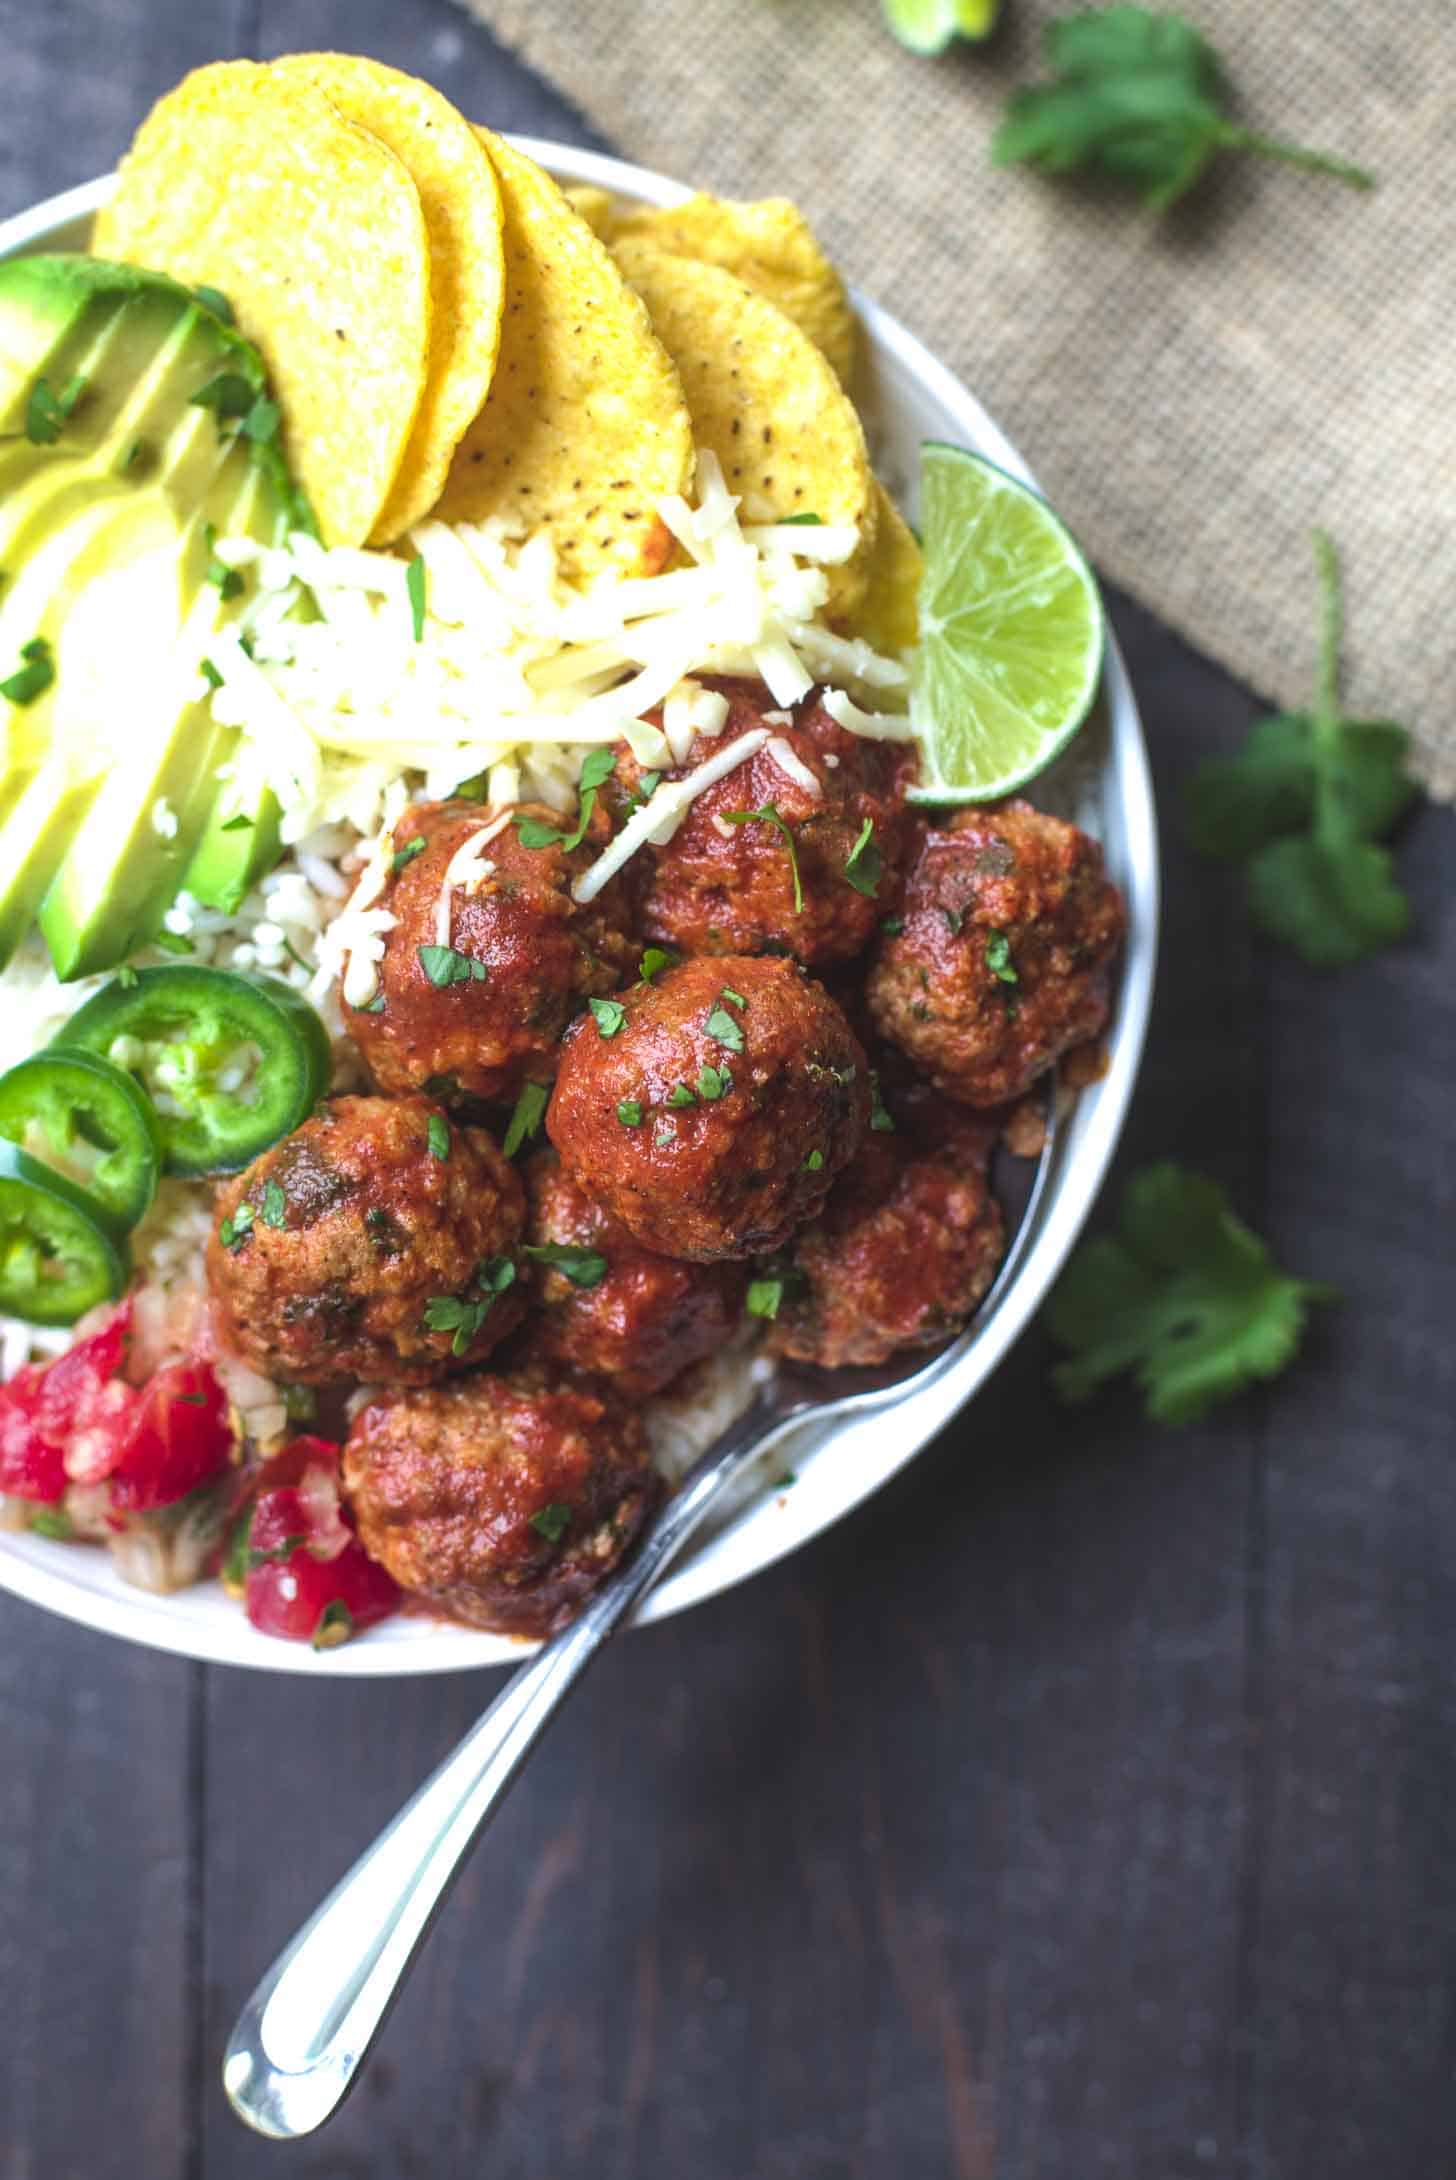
[454,0,1454,798]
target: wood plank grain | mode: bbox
[0,1598,197,2180]
[1242,800,1456,2180]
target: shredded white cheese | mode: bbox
[573,728,772,905]
[765,737,822,797]
[433,809,515,946]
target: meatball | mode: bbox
[768,1102,1005,1369]
[517,1149,745,1397]
[345,797,638,1102]
[611,680,912,966]
[547,954,869,1261]
[866,802,1125,1106]
[207,1095,526,1386]
[342,1367,660,1638]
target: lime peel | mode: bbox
[908,442,1104,805]
[881,0,1000,55]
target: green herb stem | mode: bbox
[1216,125,1376,195]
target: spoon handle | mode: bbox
[223,1389,793,2140]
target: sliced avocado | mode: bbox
[182,783,283,917]
[0,255,313,975]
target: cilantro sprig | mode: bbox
[515,750,616,853]
[991,10,1376,212]
[1186,532,1415,968]
[1045,1163,1335,1424]
[722,801,803,913]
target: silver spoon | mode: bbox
[223,1102,1057,2139]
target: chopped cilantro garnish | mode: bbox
[392,836,426,873]
[502,1081,550,1158]
[589,997,626,1038]
[696,1063,731,1101]
[427,1112,451,1161]
[406,553,427,641]
[869,1073,896,1133]
[246,1529,308,1570]
[0,635,54,707]
[524,1242,609,1289]
[985,930,1019,985]
[418,943,487,988]
[201,522,244,601]
[780,511,823,526]
[219,1201,255,1252]
[258,1179,287,1229]
[25,374,84,446]
[773,1470,797,1490]
[722,802,803,913]
[667,1083,697,1109]
[358,993,386,1015]
[720,986,747,1008]
[881,915,905,936]
[804,1148,825,1172]
[639,946,677,983]
[653,1121,676,1148]
[29,1506,72,1540]
[1046,1163,1337,1424]
[843,817,882,898]
[200,658,225,691]
[422,1268,508,1355]
[515,749,617,853]
[747,1278,785,1319]
[617,1099,644,1127]
[529,1502,573,1543]
[704,1000,745,1053]
[623,769,662,818]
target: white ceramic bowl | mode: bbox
[0,142,1158,1673]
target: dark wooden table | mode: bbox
[2,4,1452,2175]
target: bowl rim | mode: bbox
[0,142,1159,1674]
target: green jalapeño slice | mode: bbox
[0,1047,163,1232]
[0,1140,128,1324]
[58,966,330,1176]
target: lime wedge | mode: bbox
[909,442,1104,805]
[881,0,1000,56]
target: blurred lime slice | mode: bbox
[908,442,1104,805]
[881,0,1000,56]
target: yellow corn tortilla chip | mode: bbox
[436,131,694,586]
[271,53,505,544]
[609,239,877,618]
[562,184,615,238]
[94,61,431,549]
[852,481,923,655]
[607,194,858,388]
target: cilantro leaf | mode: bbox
[406,553,427,642]
[523,1242,609,1289]
[639,946,678,983]
[514,749,617,854]
[616,1099,643,1127]
[991,8,1375,212]
[704,999,745,1053]
[392,836,426,874]
[529,1502,573,1543]
[721,802,803,913]
[588,996,626,1038]
[426,1112,451,1161]
[696,1063,731,1101]
[258,1179,288,1229]
[1045,1162,1335,1425]
[842,817,882,898]
[503,1081,549,1158]
[417,943,487,988]
[0,634,54,707]
[1186,533,1415,968]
